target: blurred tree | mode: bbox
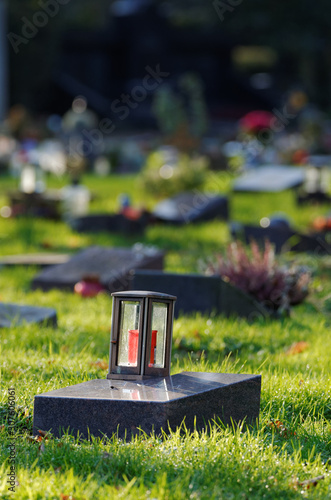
[7,0,110,113]
[159,0,331,108]
[6,0,331,114]
[0,0,8,121]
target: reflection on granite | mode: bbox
[36,373,243,402]
[33,372,261,439]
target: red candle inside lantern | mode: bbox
[128,329,157,365]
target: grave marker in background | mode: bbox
[0,253,70,267]
[233,166,304,192]
[152,192,229,224]
[31,246,164,292]
[132,270,269,318]
[231,223,331,255]
[0,303,57,327]
[70,213,148,234]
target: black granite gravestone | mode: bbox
[31,246,164,292]
[296,191,331,204]
[0,303,57,327]
[33,372,261,439]
[290,232,331,254]
[8,190,62,219]
[69,213,150,234]
[152,192,229,224]
[231,223,331,255]
[233,166,304,192]
[230,223,295,254]
[132,270,269,319]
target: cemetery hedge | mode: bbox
[0,172,331,499]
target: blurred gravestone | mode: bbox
[152,192,229,224]
[8,190,63,219]
[233,166,304,192]
[230,223,295,254]
[132,270,269,318]
[0,303,57,327]
[31,246,164,292]
[0,253,70,267]
[231,223,331,255]
[69,213,149,234]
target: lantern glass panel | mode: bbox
[149,302,167,368]
[117,301,141,367]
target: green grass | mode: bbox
[0,172,331,499]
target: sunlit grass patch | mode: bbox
[0,172,331,499]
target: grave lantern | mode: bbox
[107,291,176,380]
[33,288,261,440]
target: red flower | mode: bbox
[239,110,274,134]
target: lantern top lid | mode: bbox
[111,290,176,300]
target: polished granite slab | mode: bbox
[33,372,261,438]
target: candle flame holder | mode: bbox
[33,290,261,439]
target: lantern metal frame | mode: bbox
[107,290,176,380]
